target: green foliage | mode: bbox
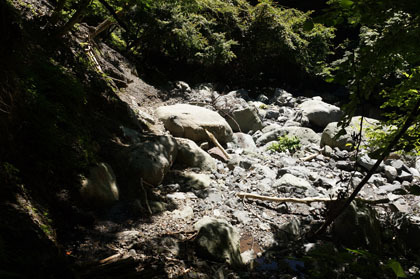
[323,0,420,155]
[112,0,334,83]
[302,244,405,278]
[15,55,98,191]
[267,135,301,153]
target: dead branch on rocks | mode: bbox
[237,192,389,205]
[300,153,319,162]
[204,128,230,160]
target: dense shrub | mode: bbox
[105,0,334,85]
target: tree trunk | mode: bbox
[56,0,91,37]
[89,9,123,39]
[50,0,67,25]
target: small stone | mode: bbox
[208,147,229,162]
[336,160,353,171]
[322,145,336,158]
[274,174,312,190]
[241,250,256,265]
[233,210,251,224]
[257,94,269,104]
[399,170,413,182]
[167,192,187,200]
[194,216,243,267]
[391,159,404,171]
[409,167,420,178]
[258,222,270,231]
[200,142,210,150]
[390,199,410,213]
[384,165,398,181]
[265,109,280,120]
[172,206,194,220]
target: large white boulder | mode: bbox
[156,104,233,144]
[298,99,343,129]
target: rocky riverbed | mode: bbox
[71,51,420,278]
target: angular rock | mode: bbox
[384,165,398,181]
[80,163,119,206]
[298,99,343,129]
[172,206,194,220]
[208,147,229,162]
[399,170,413,182]
[265,109,280,120]
[416,158,420,173]
[409,167,420,178]
[124,135,178,187]
[321,116,380,150]
[232,133,258,152]
[336,160,353,171]
[194,217,243,267]
[272,88,294,106]
[156,104,233,144]
[213,91,263,133]
[227,107,263,133]
[357,154,384,172]
[277,218,301,244]
[233,210,251,224]
[175,137,216,171]
[390,159,404,171]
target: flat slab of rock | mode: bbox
[156,104,233,144]
[256,126,320,146]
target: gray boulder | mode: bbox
[214,91,263,133]
[124,135,178,187]
[175,137,216,171]
[256,126,320,147]
[194,216,243,267]
[80,163,119,206]
[298,99,342,129]
[321,116,380,150]
[227,107,263,133]
[156,104,233,144]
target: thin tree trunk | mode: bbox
[56,0,91,37]
[50,0,67,25]
[313,97,420,237]
[97,0,128,31]
[90,9,123,39]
